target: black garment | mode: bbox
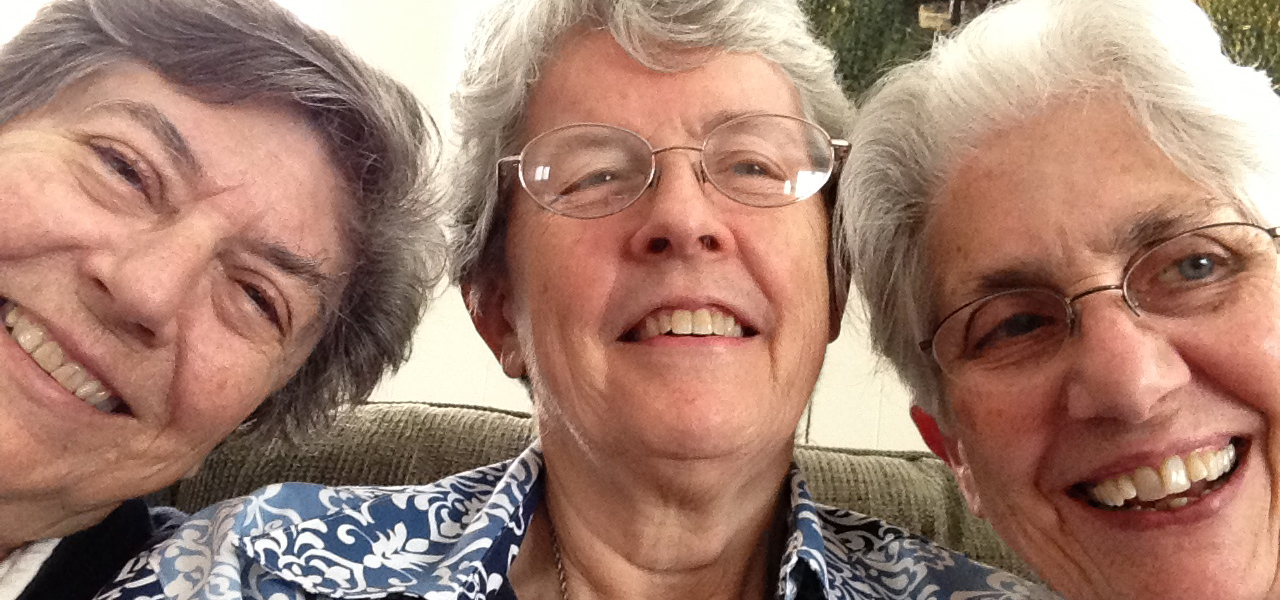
[16,499,184,600]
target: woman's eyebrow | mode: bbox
[699,108,762,135]
[82,99,206,184]
[1118,195,1232,250]
[974,266,1054,296]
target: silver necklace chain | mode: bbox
[547,515,571,600]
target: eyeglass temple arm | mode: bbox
[831,139,851,166]
[494,155,520,178]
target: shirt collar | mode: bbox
[237,448,925,600]
[240,444,545,598]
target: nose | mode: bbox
[1063,292,1190,423]
[80,224,216,348]
[626,150,736,260]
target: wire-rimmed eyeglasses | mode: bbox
[497,113,850,219]
[921,222,1280,380]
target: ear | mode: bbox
[462,280,525,379]
[912,405,984,517]
[911,405,952,462]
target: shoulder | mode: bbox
[810,504,1060,600]
[93,448,544,600]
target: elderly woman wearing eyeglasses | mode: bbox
[93,0,1059,599]
[841,0,1280,599]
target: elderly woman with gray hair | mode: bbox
[0,0,442,598]
[843,0,1280,599]
[94,0,1053,599]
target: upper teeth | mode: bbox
[2,301,119,412]
[1087,442,1238,509]
[636,307,744,342]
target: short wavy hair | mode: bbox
[838,0,1280,422]
[0,0,447,439]
[449,0,853,309]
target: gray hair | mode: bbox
[0,0,446,439]
[449,0,853,306]
[839,0,1280,422]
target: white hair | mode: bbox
[448,0,853,303]
[838,0,1280,421]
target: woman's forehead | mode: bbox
[520,30,804,142]
[923,96,1236,307]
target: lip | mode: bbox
[1,297,134,419]
[615,297,763,342]
[1066,437,1252,531]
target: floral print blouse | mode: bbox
[93,444,1059,600]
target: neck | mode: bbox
[523,432,794,600]
[0,495,113,559]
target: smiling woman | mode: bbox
[842,0,1280,599]
[0,0,443,598]
[94,1,1056,600]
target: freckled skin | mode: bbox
[922,95,1280,600]
[0,63,348,550]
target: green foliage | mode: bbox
[800,0,933,98]
[802,0,1280,96]
[1197,0,1280,89]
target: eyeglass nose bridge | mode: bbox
[646,144,710,191]
[1062,283,1140,335]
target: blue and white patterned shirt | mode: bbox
[94,444,1058,600]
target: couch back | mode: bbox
[159,402,1032,579]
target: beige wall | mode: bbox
[3,0,926,452]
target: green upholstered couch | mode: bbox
[155,402,1034,580]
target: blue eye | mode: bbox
[1176,254,1217,280]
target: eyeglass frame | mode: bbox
[918,221,1280,371]
[495,113,851,219]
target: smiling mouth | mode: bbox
[2,298,128,415]
[619,307,759,342]
[1070,437,1247,512]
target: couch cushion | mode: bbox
[164,402,1031,579]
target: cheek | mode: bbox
[950,384,1054,493]
[0,168,92,254]
[760,206,831,316]
[167,329,284,442]
[1178,287,1280,420]
[506,217,617,373]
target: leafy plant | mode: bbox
[1197,0,1280,89]
[802,0,1280,96]
[801,0,934,98]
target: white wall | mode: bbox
[3,0,927,452]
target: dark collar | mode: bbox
[17,499,177,600]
